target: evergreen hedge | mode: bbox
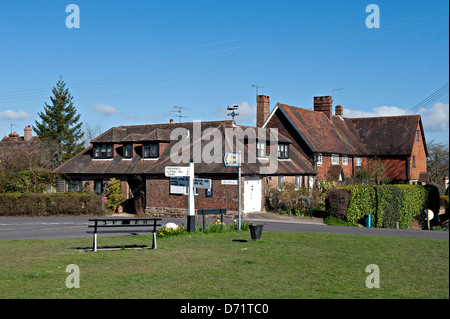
[0,192,105,216]
[327,184,440,229]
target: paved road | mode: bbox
[0,215,448,241]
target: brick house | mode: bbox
[56,120,316,216]
[260,95,428,184]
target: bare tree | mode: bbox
[82,123,104,148]
[427,140,449,192]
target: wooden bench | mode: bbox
[87,218,162,252]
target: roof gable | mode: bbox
[349,115,421,156]
[276,103,367,155]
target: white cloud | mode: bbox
[419,102,449,132]
[217,101,256,125]
[0,110,33,121]
[344,105,406,118]
[94,103,120,116]
[344,102,449,132]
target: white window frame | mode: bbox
[355,156,362,167]
[295,175,302,190]
[308,176,314,189]
[316,153,323,166]
[277,175,285,190]
[342,155,348,166]
[257,140,266,158]
[331,154,339,165]
[183,187,199,196]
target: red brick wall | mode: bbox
[146,175,240,215]
[409,122,427,180]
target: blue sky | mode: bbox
[0,0,448,145]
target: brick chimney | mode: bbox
[24,125,32,141]
[313,96,332,119]
[335,105,343,117]
[8,131,19,141]
[256,95,270,127]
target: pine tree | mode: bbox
[34,76,84,166]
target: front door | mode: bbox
[244,177,262,213]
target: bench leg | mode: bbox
[93,233,98,252]
[152,232,157,250]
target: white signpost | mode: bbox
[224,152,242,230]
[425,209,434,230]
[224,152,239,167]
[170,176,189,187]
[193,178,212,189]
[165,166,191,177]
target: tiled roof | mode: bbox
[349,115,423,156]
[275,103,425,157]
[277,103,367,155]
[56,120,315,176]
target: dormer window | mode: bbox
[277,143,289,159]
[124,143,132,158]
[94,144,113,159]
[144,143,159,158]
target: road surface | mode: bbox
[0,215,447,241]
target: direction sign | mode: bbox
[165,166,191,177]
[170,176,189,187]
[193,178,212,189]
[224,152,239,167]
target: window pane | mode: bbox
[124,144,132,158]
[94,145,101,158]
[150,144,158,157]
[106,144,113,158]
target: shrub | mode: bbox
[266,185,312,215]
[105,178,124,212]
[0,192,104,216]
[328,184,440,229]
[374,186,403,229]
[325,189,350,220]
[341,185,376,224]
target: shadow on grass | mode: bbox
[75,244,151,252]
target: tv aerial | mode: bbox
[227,104,239,121]
[172,106,190,123]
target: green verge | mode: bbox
[0,232,448,299]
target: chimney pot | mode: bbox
[335,105,343,117]
[8,131,19,142]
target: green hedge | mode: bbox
[0,192,105,216]
[334,184,440,229]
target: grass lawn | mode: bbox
[0,231,448,299]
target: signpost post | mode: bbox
[187,160,195,232]
[224,152,242,230]
[425,209,434,230]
